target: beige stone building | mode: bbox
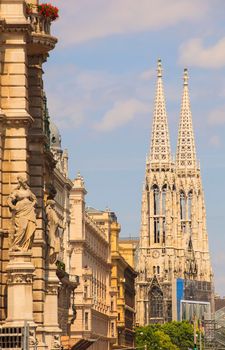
[67,175,116,350]
[136,60,213,325]
[110,226,137,349]
[0,1,80,349]
[0,0,63,348]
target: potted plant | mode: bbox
[26,3,59,21]
[37,3,59,21]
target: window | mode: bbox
[84,286,88,299]
[84,312,89,330]
[111,322,115,337]
[118,313,121,321]
[153,185,160,215]
[188,191,192,221]
[154,218,160,243]
[162,219,166,244]
[162,185,167,215]
[157,266,160,274]
[180,191,186,221]
[153,266,156,274]
[149,286,163,318]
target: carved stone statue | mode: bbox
[45,199,64,263]
[7,176,37,252]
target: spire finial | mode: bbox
[157,58,162,78]
[149,59,171,165]
[176,68,197,171]
[183,68,189,86]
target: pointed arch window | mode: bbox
[180,191,186,221]
[162,218,166,244]
[152,185,160,215]
[154,218,160,243]
[162,185,167,215]
[149,285,163,318]
[188,191,192,221]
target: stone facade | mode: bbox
[0,0,61,348]
[0,2,81,349]
[136,60,213,326]
[67,176,116,350]
[110,225,137,349]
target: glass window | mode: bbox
[188,191,192,221]
[153,185,160,215]
[180,191,186,220]
[162,185,167,215]
[154,218,160,243]
[150,286,163,318]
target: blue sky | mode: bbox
[44,0,225,295]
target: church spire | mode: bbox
[149,59,171,166]
[176,68,197,171]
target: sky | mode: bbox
[44,0,225,296]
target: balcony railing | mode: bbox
[27,13,51,35]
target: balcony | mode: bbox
[26,7,57,54]
[28,12,51,35]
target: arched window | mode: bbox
[152,185,160,215]
[188,191,192,221]
[150,286,163,318]
[153,266,156,274]
[157,266,160,274]
[154,218,160,243]
[162,185,167,215]
[180,191,186,220]
[162,218,166,244]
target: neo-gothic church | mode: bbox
[136,60,213,325]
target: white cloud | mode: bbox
[139,69,155,81]
[94,99,150,132]
[179,37,225,68]
[209,135,221,148]
[44,64,153,131]
[52,0,209,46]
[208,106,225,125]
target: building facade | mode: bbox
[0,1,65,348]
[68,175,116,350]
[110,225,137,349]
[136,60,213,326]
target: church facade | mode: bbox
[136,60,213,325]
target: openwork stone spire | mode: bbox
[176,68,197,170]
[149,59,171,165]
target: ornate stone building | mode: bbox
[136,60,213,325]
[67,175,116,350]
[0,1,79,349]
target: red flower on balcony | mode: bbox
[37,3,59,21]
[26,3,59,21]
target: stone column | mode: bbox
[5,251,35,326]
[44,264,61,350]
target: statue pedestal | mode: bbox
[43,263,61,350]
[5,251,36,327]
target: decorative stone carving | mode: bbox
[7,176,37,252]
[46,284,58,295]
[7,273,34,285]
[52,335,61,350]
[46,199,65,264]
[29,329,38,349]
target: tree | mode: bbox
[162,321,194,350]
[136,321,194,350]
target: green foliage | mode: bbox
[56,260,65,271]
[136,321,195,350]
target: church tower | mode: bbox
[175,68,212,283]
[136,62,213,326]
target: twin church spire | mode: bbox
[149,60,198,170]
[149,59,171,165]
